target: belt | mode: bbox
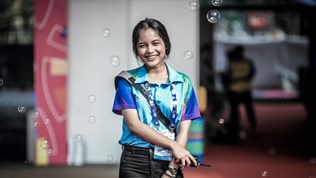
[122,145,154,154]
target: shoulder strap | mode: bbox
[115,71,147,98]
[114,71,175,134]
[114,71,135,89]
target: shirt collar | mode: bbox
[134,62,183,84]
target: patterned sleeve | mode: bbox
[181,76,201,121]
[112,78,136,115]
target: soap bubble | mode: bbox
[32,111,40,118]
[33,121,38,128]
[41,139,49,149]
[44,118,50,125]
[184,50,193,60]
[18,106,26,113]
[212,0,222,6]
[102,28,111,38]
[75,135,83,142]
[261,171,268,177]
[219,118,225,124]
[188,1,199,11]
[206,10,221,23]
[89,115,96,124]
[107,155,114,162]
[89,95,96,103]
[110,55,120,67]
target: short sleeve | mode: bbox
[182,83,201,121]
[112,78,136,115]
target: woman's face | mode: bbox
[136,28,166,69]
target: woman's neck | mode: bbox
[147,63,169,84]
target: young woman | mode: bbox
[112,18,200,178]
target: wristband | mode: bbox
[164,172,176,178]
[167,167,178,175]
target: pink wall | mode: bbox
[34,0,67,165]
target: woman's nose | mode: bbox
[147,45,154,53]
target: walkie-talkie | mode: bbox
[190,155,212,167]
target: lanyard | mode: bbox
[144,82,177,131]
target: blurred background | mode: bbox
[0,0,315,178]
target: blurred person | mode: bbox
[112,18,199,178]
[199,44,227,142]
[223,45,258,143]
[299,63,316,163]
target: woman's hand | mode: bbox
[170,142,197,168]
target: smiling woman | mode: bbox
[112,18,201,178]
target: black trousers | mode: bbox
[227,91,257,136]
[119,145,184,178]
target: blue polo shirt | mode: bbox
[112,63,201,148]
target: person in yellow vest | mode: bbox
[224,45,258,143]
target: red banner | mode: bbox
[34,0,67,165]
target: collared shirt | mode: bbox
[112,63,201,148]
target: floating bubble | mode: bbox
[89,115,96,124]
[32,111,40,118]
[47,148,53,155]
[110,55,120,67]
[102,28,111,38]
[219,118,225,124]
[308,157,316,164]
[268,147,276,155]
[75,135,83,142]
[89,95,96,103]
[261,171,268,177]
[33,121,38,128]
[239,130,247,140]
[41,139,49,149]
[107,155,114,162]
[0,78,3,86]
[44,118,50,125]
[206,9,221,23]
[188,1,199,11]
[212,0,222,6]
[18,106,26,113]
[184,50,193,60]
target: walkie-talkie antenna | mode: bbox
[190,155,212,167]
